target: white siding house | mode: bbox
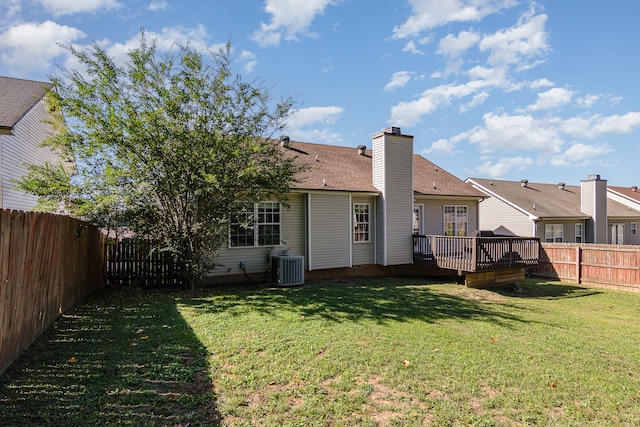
[0,76,63,211]
[467,176,640,244]
[207,127,486,281]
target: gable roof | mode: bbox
[468,177,640,219]
[0,76,53,133]
[282,139,485,198]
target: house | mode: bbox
[0,76,62,211]
[207,127,487,282]
[466,175,640,245]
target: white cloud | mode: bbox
[6,0,21,19]
[393,0,517,39]
[460,91,489,112]
[471,156,533,178]
[385,71,413,92]
[238,50,257,74]
[285,106,345,142]
[402,39,425,55]
[0,20,86,72]
[423,138,460,155]
[251,0,337,47]
[527,87,573,111]
[35,0,122,16]
[437,30,480,58]
[561,112,640,139]
[478,12,549,68]
[147,1,170,11]
[576,94,600,108]
[464,112,564,154]
[529,78,553,89]
[550,143,612,167]
[390,66,514,126]
[287,106,344,128]
[99,25,213,66]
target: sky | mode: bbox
[2,0,640,187]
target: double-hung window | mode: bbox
[443,205,468,236]
[545,224,563,242]
[230,202,281,247]
[631,222,638,236]
[353,203,370,242]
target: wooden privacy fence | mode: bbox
[0,209,106,375]
[534,243,640,292]
[107,239,184,287]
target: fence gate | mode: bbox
[107,239,184,287]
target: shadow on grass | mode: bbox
[493,278,603,300]
[0,288,220,426]
[188,278,526,327]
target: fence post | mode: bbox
[576,245,581,284]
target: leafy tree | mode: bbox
[17,32,303,288]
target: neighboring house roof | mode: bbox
[282,139,485,198]
[0,76,53,133]
[467,177,640,220]
[608,185,640,203]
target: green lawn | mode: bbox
[1,278,639,426]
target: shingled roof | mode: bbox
[281,139,485,198]
[608,185,640,203]
[468,177,640,219]
[0,76,53,133]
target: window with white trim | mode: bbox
[575,223,583,243]
[631,222,637,235]
[444,205,468,236]
[353,203,370,243]
[230,202,280,247]
[545,224,563,242]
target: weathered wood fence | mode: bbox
[534,243,640,292]
[107,239,184,288]
[0,209,106,375]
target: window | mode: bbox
[631,222,637,235]
[575,223,583,243]
[544,224,563,242]
[230,202,280,247]
[444,206,468,236]
[353,203,370,242]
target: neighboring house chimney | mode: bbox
[371,127,414,266]
[581,174,607,244]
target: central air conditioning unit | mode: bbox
[271,255,304,287]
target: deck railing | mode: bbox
[413,235,540,272]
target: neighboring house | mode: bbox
[0,76,61,211]
[607,185,640,244]
[209,127,486,280]
[466,175,640,245]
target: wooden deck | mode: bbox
[413,235,540,273]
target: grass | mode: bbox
[2,278,640,426]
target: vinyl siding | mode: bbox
[207,193,306,276]
[1,99,59,211]
[372,133,413,266]
[308,193,350,270]
[418,197,479,236]
[352,195,375,265]
[477,195,535,236]
[538,220,583,242]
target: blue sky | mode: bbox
[2,0,640,187]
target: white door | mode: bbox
[611,223,624,245]
[413,205,424,235]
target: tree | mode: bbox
[17,32,303,288]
